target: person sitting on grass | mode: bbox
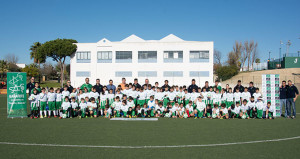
[78,98,87,119]
[206,104,212,118]
[155,102,164,117]
[240,99,250,119]
[265,102,274,119]
[87,97,97,118]
[228,104,236,119]
[235,102,241,119]
[112,96,121,117]
[194,96,206,119]
[60,96,71,119]
[171,102,179,118]
[220,103,229,119]
[178,103,185,118]
[120,100,129,117]
[248,96,256,118]
[136,104,142,117]
[212,104,220,119]
[185,101,194,118]
[256,97,264,119]
[141,103,149,118]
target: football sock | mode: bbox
[44,111,47,116]
[48,111,51,116]
[40,111,43,116]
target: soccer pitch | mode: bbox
[0,94,299,159]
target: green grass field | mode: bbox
[0,94,299,159]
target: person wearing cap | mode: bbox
[234,80,244,93]
[286,80,299,119]
[188,79,199,93]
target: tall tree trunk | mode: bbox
[60,61,64,88]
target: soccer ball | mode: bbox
[183,114,188,118]
[165,113,170,118]
[62,114,67,119]
[242,114,246,119]
[212,114,217,119]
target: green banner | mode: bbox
[7,72,27,118]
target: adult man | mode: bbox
[133,78,141,89]
[60,80,73,93]
[144,79,150,88]
[161,80,171,92]
[27,77,36,96]
[188,79,199,93]
[279,81,288,117]
[107,79,116,94]
[80,78,92,92]
[248,82,256,96]
[213,80,222,92]
[234,80,244,93]
[286,80,299,119]
[202,81,210,92]
[94,79,103,94]
[119,78,126,90]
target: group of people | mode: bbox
[26,76,298,119]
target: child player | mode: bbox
[47,87,57,118]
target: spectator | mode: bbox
[161,80,171,92]
[286,80,299,119]
[94,78,103,94]
[248,82,256,96]
[119,78,126,90]
[107,79,116,94]
[279,81,288,117]
[80,78,92,92]
[188,79,199,93]
[234,80,244,93]
[27,77,36,96]
[133,78,141,89]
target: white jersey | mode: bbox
[138,91,147,100]
[146,90,155,99]
[190,92,198,101]
[87,102,97,109]
[130,90,138,99]
[79,102,87,109]
[266,106,274,112]
[89,92,100,100]
[107,93,115,100]
[47,92,56,102]
[112,101,122,111]
[241,92,251,101]
[122,89,131,97]
[38,92,48,102]
[121,104,129,112]
[70,92,77,100]
[171,106,179,112]
[62,91,70,99]
[127,100,135,108]
[206,91,215,100]
[70,102,78,109]
[248,101,256,109]
[213,93,222,103]
[115,93,123,100]
[201,92,208,100]
[28,94,38,104]
[154,92,164,101]
[221,93,227,102]
[221,108,228,114]
[240,104,249,112]
[253,93,262,102]
[61,102,71,110]
[185,104,194,112]
[100,94,107,102]
[163,91,169,99]
[155,105,164,112]
[196,101,206,111]
[183,93,191,101]
[212,108,219,114]
[56,93,62,102]
[234,92,241,102]
[167,92,176,101]
[235,106,241,114]
[226,93,234,101]
[147,100,155,109]
[82,92,90,99]
[256,101,264,110]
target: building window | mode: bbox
[189,71,209,77]
[115,71,132,77]
[163,71,183,77]
[97,51,112,63]
[189,51,209,62]
[76,71,90,77]
[116,51,132,63]
[138,51,157,63]
[138,71,157,77]
[163,51,183,63]
[76,51,91,63]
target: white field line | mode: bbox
[0,136,299,149]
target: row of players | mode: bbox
[28,86,273,119]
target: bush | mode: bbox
[215,65,239,81]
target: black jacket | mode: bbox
[94,84,103,94]
[188,84,199,93]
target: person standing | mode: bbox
[119,78,127,90]
[234,80,244,93]
[213,80,222,92]
[161,80,171,92]
[94,78,103,94]
[279,81,288,117]
[61,80,74,93]
[107,79,116,94]
[248,82,256,96]
[133,78,141,89]
[27,77,36,96]
[286,80,299,119]
[80,78,92,92]
[202,81,210,92]
[188,79,199,93]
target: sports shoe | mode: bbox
[79,116,81,119]
[48,116,50,118]
[129,115,132,118]
[194,117,198,119]
[54,116,57,118]
[44,115,47,118]
[59,117,62,119]
[40,116,43,119]
[30,116,33,119]
[292,116,295,119]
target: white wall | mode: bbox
[70,40,213,88]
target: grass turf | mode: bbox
[0,94,299,159]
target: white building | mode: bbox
[70,34,213,87]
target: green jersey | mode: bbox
[80,83,93,92]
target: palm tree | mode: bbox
[29,42,45,83]
[0,60,8,81]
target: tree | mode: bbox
[215,65,239,81]
[22,64,39,78]
[251,42,258,69]
[232,41,243,69]
[41,63,57,80]
[214,49,222,64]
[0,60,8,81]
[255,58,260,63]
[5,54,19,64]
[38,39,77,87]
[30,42,46,83]
[227,51,241,67]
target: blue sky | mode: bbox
[0,0,299,64]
